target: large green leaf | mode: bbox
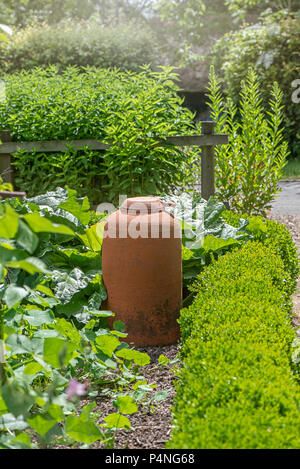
[0,413,29,431]
[115,396,138,415]
[58,189,91,226]
[0,205,19,239]
[43,337,79,368]
[16,220,38,254]
[23,213,74,235]
[115,349,150,366]
[162,193,250,283]
[55,248,101,272]
[1,383,35,417]
[27,414,57,437]
[65,405,102,444]
[0,395,8,416]
[103,413,131,429]
[0,246,28,264]
[23,362,44,375]
[23,309,55,327]
[78,222,105,252]
[5,334,34,355]
[95,334,121,357]
[6,257,49,275]
[26,188,88,232]
[202,235,239,252]
[3,285,29,309]
[53,318,81,345]
[52,268,91,304]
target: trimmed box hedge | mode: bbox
[168,241,300,449]
[222,211,299,296]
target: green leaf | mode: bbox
[35,284,55,297]
[47,404,64,422]
[27,414,57,437]
[24,308,55,327]
[23,362,43,375]
[53,318,81,345]
[116,396,138,415]
[3,285,28,309]
[78,222,105,252]
[86,309,114,318]
[12,433,32,448]
[5,334,33,355]
[202,235,239,252]
[115,348,150,366]
[113,320,126,332]
[247,217,268,236]
[23,213,74,235]
[0,246,27,264]
[1,383,35,417]
[59,192,91,226]
[103,413,131,429]
[0,205,19,239]
[65,412,102,444]
[0,395,8,416]
[158,354,170,366]
[0,413,29,431]
[95,334,120,357]
[16,220,38,254]
[6,257,49,274]
[53,268,91,304]
[43,337,78,368]
[153,390,169,402]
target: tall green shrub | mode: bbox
[0,67,196,203]
[211,13,300,158]
[207,66,289,215]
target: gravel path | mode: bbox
[270,179,300,324]
[270,215,300,329]
[271,180,300,216]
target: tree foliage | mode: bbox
[0,0,151,27]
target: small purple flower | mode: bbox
[65,379,88,401]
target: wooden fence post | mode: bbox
[0,130,13,184]
[201,121,215,200]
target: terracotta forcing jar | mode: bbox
[102,196,182,346]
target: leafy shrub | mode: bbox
[0,176,13,192]
[0,20,158,74]
[163,193,249,294]
[207,66,289,216]
[0,67,196,204]
[211,13,300,158]
[0,187,165,449]
[222,210,299,295]
[168,242,300,449]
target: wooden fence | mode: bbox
[0,122,228,200]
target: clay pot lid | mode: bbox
[120,197,164,214]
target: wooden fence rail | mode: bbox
[0,122,228,200]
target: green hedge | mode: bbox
[0,21,158,74]
[222,211,299,296]
[0,67,196,203]
[168,242,300,449]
